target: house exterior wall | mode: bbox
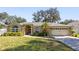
[72,27,77,33]
[32,26,42,33]
[48,26,71,36]
[7,23,71,36]
[72,26,79,33]
[50,29,70,36]
[31,26,71,36]
[7,25,22,32]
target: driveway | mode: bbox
[55,36,79,51]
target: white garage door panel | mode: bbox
[51,30,69,36]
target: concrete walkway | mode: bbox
[55,36,79,39]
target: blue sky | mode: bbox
[0,7,78,22]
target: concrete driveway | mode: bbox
[55,36,79,51]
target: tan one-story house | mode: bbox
[7,22,72,36]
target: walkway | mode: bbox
[55,36,79,51]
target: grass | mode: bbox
[0,36,74,51]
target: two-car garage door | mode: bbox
[51,29,70,36]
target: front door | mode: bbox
[25,25,31,35]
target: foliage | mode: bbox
[72,34,79,37]
[41,22,49,31]
[0,24,4,29]
[60,19,78,24]
[0,36,73,51]
[32,32,39,36]
[32,22,49,36]
[38,31,48,36]
[2,32,23,36]
[41,22,49,36]
[70,30,75,34]
[32,31,48,36]
[0,12,8,19]
[5,16,26,25]
[68,27,75,35]
[33,8,61,22]
[0,12,26,25]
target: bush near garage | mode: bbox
[72,33,79,37]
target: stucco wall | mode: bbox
[50,29,70,36]
[7,24,21,32]
[32,26,42,33]
[32,26,71,36]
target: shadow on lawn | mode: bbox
[3,40,75,51]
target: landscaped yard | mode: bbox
[0,36,74,51]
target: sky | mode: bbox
[0,7,78,22]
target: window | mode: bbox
[52,28,68,30]
[35,27,40,32]
[12,26,18,32]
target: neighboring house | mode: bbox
[0,21,7,35]
[68,21,79,34]
[0,29,7,35]
[7,22,71,36]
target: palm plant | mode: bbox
[41,22,49,36]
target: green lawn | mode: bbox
[0,36,74,51]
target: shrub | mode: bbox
[72,34,77,37]
[77,34,79,38]
[75,34,77,37]
[72,33,79,37]
[32,31,48,36]
[38,31,48,36]
[0,24,4,29]
[32,22,49,37]
[32,32,39,36]
[2,32,23,36]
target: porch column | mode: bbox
[21,25,25,35]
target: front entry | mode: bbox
[25,25,31,35]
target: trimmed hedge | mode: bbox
[2,32,23,36]
[32,31,48,36]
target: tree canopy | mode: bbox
[0,12,26,25]
[0,12,8,19]
[5,16,26,25]
[32,8,61,22]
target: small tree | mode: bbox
[41,22,49,36]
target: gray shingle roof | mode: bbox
[68,21,79,26]
[20,22,70,27]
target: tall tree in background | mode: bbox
[0,12,8,19]
[5,16,26,25]
[33,8,61,22]
[0,12,26,25]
